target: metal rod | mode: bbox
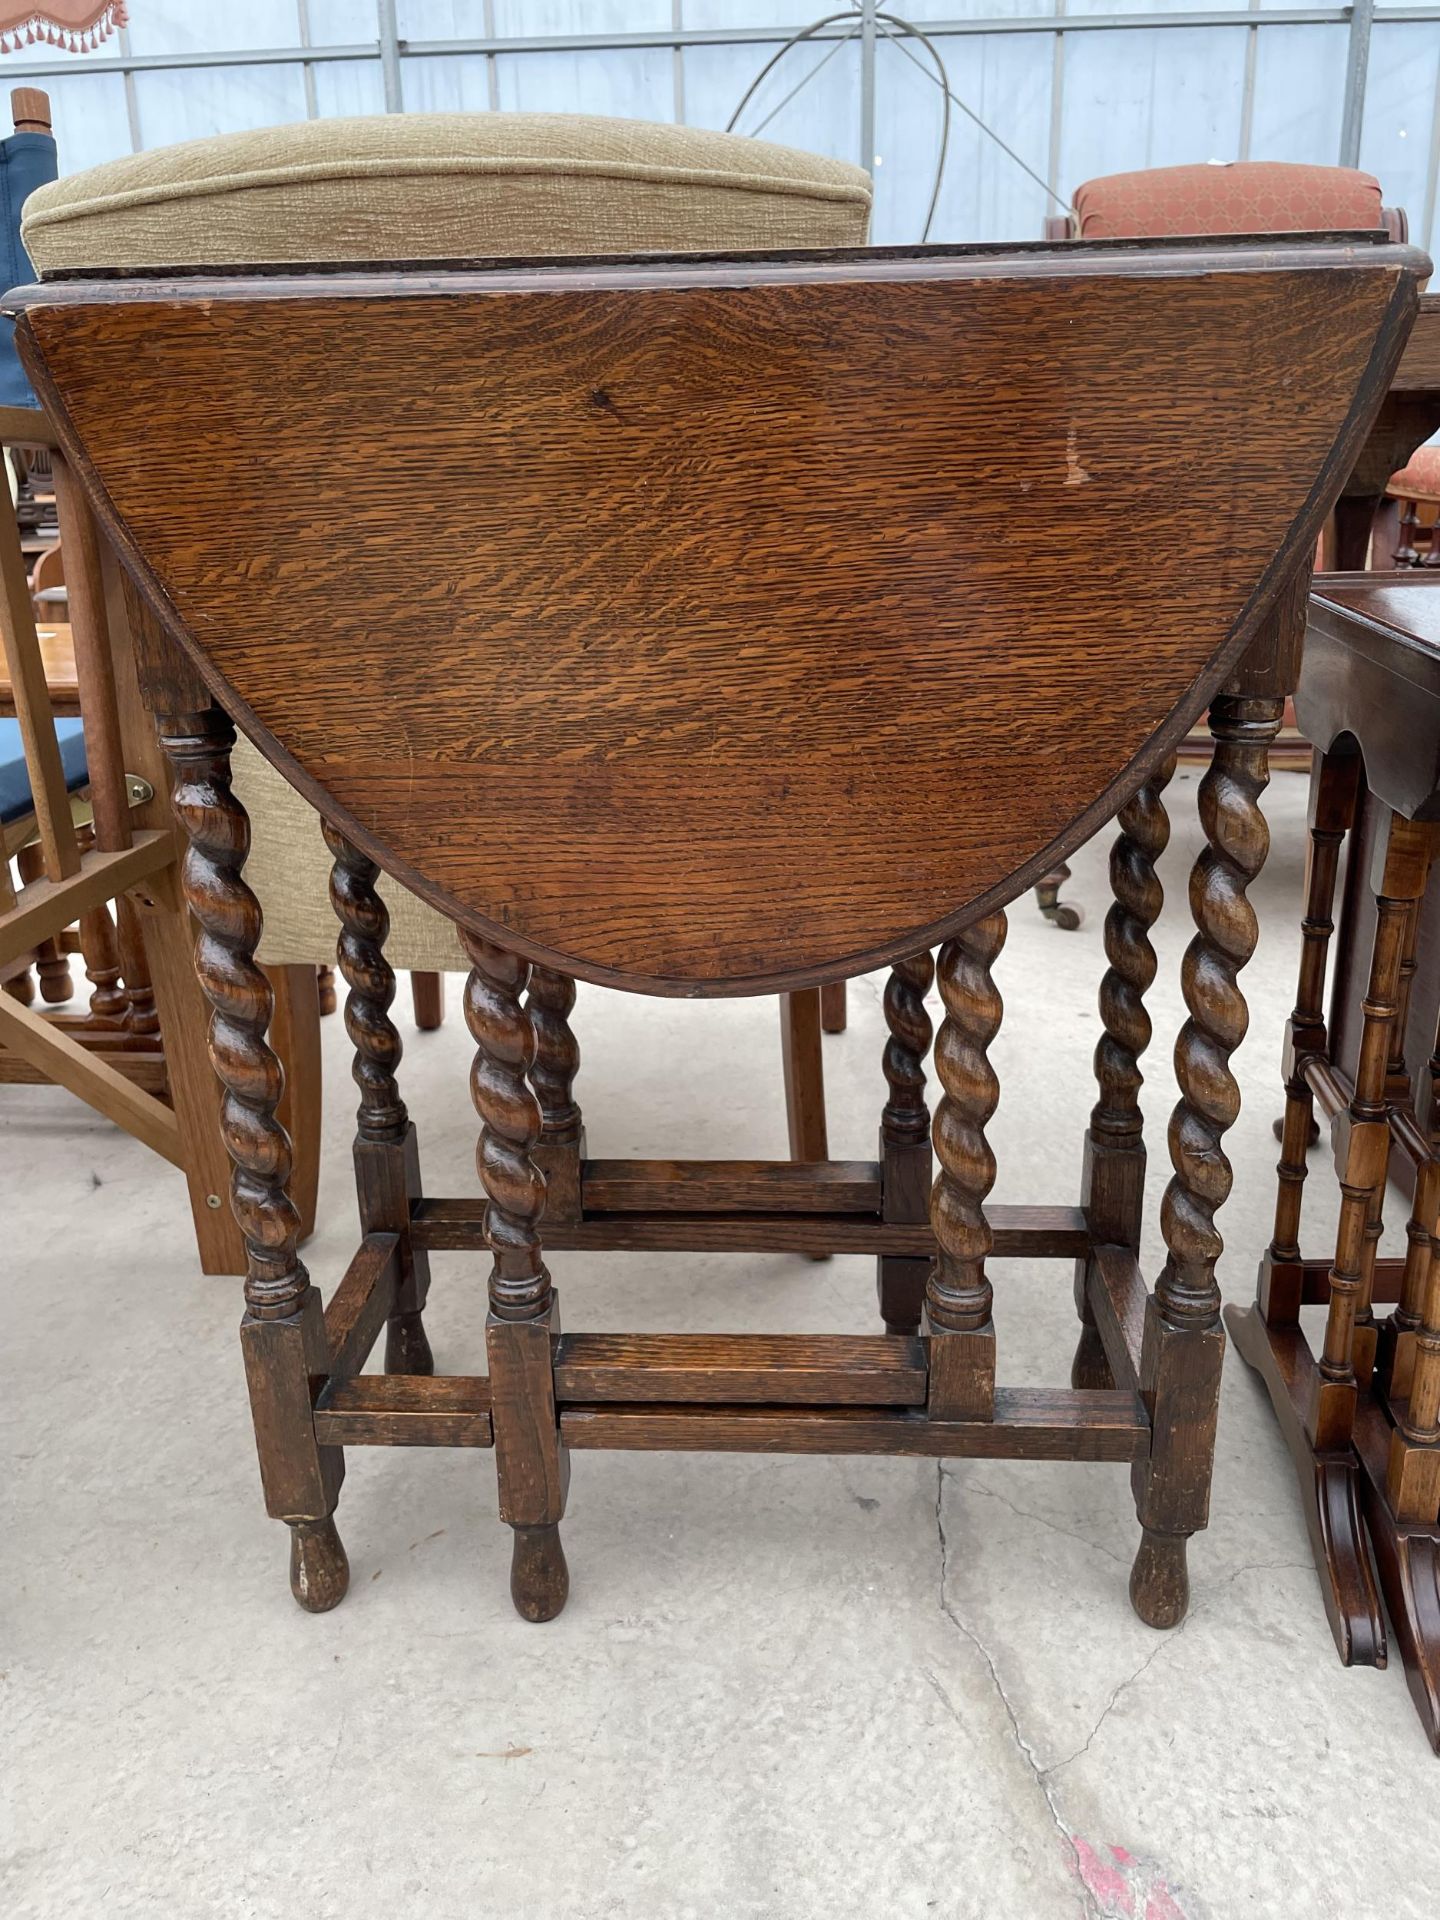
[1338,0,1375,165]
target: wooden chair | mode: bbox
[0,87,316,1273]
[1230,573,1440,1752]
[15,225,1422,1621]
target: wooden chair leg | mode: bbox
[113,891,159,1036]
[4,962,36,1005]
[779,987,828,1162]
[1130,692,1280,1629]
[162,699,346,1609]
[17,841,73,1002]
[1073,756,1174,1389]
[878,951,933,1335]
[316,961,336,1015]
[268,961,323,1247]
[325,822,433,1377]
[410,968,445,1030]
[463,931,569,1622]
[78,903,127,1023]
[1035,860,1082,930]
[820,980,847,1033]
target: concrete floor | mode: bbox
[4,766,1438,1919]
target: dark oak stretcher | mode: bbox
[8,232,1426,1625]
[1230,572,1440,1752]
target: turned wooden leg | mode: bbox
[18,841,73,1002]
[878,949,934,1335]
[1312,814,1434,1446]
[463,932,569,1622]
[926,913,1005,1420]
[75,828,126,1024]
[113,892,160,1037]
[1130,693,1279,1629]
[162,702,346,1612]
[315,962,336,1016]
[1073,756,1173,1389]
[410,969,444,1030]
[1035,860,1082,930]
[526,964,582,1224]
[324,823,433,1377]
[1259,749,1360,1327]
[820,980,847,1034]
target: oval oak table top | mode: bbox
[7,234,1429,994]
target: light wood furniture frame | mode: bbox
[12,232,1424,1622]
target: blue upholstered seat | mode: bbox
[0,713,87,827]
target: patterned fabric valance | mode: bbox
[0,3,126,56]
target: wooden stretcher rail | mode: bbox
[1262,1255,1407,1307]
[314,1373,494,1448]
[1088,1244,1149,1398]
[322,1232,399,1381]
[1302,1054,1436,1174]
[410,1198,1091,1259]
[0,829,171,966]
[552,1332,928,1406]
[580,1158,882,1214]
[559,1387,1150,1461]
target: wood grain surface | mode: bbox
[11,239,1423,992]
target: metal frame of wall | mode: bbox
[3,0,1438,235]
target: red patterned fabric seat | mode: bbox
[1069,161,1391,241]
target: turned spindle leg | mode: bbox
[463,932,569,1622]
[163,704,346,1612]
[324,822,433,1378]
[1391,1010,1440,1400]
[18,842,73,1002]
[1073,758,1174,1389]
[79,905,126,1022]
[1260,750,1360,1326]
[879,949,935,1335]
[114,892,159,1036]
[526,964,583,1224]
[926,914,1005,1420]
[1130,694,1280,1629]
[1312,814,1434,1445]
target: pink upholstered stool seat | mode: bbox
[1068,160,1393,241]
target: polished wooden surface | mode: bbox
[0,619,73,716]
[11,238,1421,992]
[1303,573,1440,819]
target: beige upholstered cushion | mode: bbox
[232,739,469,971]
[21,112,873,271]
[27,114,870,967]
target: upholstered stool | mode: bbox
[1387,442,1440,565]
